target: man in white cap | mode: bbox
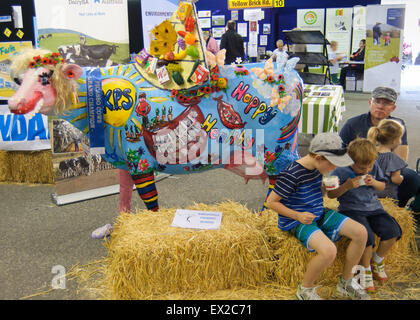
[266,132,370,300]
[339,86,420,210]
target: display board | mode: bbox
[34,0,130,67]
[297,9,325,54]
[325,8,353,59]
[351,6,367,54]
[363,4,405,92]
[0,41,33,100]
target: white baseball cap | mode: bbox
[309,132,354,167]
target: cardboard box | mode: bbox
[346,76,356,91]
[356,79,364,92]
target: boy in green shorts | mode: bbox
[266,132,369,300]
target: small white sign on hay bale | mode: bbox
[171,209,223,230]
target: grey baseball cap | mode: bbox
[372,86,397,103]
[309,132,354,167]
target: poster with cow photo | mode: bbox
[34,0,130,68]
[51,119,119,205]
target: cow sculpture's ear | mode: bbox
[61,64,83,81]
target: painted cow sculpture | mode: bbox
[8,4,303,212]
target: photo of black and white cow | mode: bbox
[58,43,118,68]
[52,119,115,180]
[56,154,115,180]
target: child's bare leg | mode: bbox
[338,219,367,279]
[302,231,337,288]
[360,246,373,268]
[375,238,397,259]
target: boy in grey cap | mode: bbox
[339,86,420,209]
[266,132,370,300]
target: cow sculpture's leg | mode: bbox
[118,169,134,213]
[131,172,159,212]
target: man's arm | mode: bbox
[220,34,226,50]
[338,120,355,147]
[239,36,245,58]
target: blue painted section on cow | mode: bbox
[61,58,304,179]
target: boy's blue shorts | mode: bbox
[340,209,402,247]
[289,209,349,252]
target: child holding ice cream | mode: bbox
[327,138,402,294]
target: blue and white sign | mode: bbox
[86,68,105,154]
[0,105,50,151]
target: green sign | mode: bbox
[304,11,318,25]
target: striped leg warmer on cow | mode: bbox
[132,172,159,212]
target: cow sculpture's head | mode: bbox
[8,48,82,116]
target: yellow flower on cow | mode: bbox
[217,77,228,89]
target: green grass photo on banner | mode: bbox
[365,36,400,70]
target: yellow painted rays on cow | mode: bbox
[68,64,152,155]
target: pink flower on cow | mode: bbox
[138,159,149,172]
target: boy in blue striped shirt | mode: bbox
[266,132,369,300]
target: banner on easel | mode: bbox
[364,4,405,92]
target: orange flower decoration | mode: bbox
[28,52,64,68]
[264,151,276,163]
[171,89,178,98]
[211,74,219,81]
[203,86,212,95]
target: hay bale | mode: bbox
[77,200,419,300]
[0,150,11,182]
[103,201,275,299]
[0,150,54,184]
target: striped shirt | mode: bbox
[273,161,324,230]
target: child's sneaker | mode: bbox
[91,224,113,239]
[371,260,388,282]
[336,275,371,300]
[363,269,375,293]
[296,284,323,300]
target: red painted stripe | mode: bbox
[140,190,158,200]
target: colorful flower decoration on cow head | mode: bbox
[28,52,65,68]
